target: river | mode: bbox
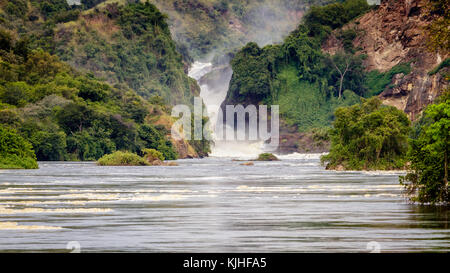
[0,155,448,252]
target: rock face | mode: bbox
[275,122,330,154]
[171,138,198,159]
[353,0,448,120]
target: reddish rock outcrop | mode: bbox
[324,0,449,120]
[355,0,448,120]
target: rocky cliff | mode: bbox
[352,0,448,119]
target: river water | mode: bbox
[0,155,448,252]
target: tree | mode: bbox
[303,0,369,39]
[56,102,96,133]
[326,52,364,98]
[31,131,68,161]
[0,125,38,169]
[0,29,13,51]
[424,0,450,52]
[77,79,109,102]
[228,42,272,102]
[400,90,450,204]
[321,97,410,170]
[0,82,33,107]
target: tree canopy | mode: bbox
[321,97,411,170]
[400,90,450,204]
[0,125,38,169]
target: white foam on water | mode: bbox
[0,188,35,194]
[235,185,307,193]
[127,194,186,202]
[0,200,90,206]
[126,193,217,202]
[58,193,120,200]
[210,141,265,159]
[276,153,327,160]
[0,222,62,230]
[0,206,112,215]
[234,184,404,194]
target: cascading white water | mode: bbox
[188,61,264,158]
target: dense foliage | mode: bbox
[0,0,212,163]
[256,153,279,161]
[303,0,369,39]
[97,150,149,166]
[53,1,199,106]
[226,0,372,132]
[400,90,449,204]
[143,148,164,162]
[321,97,411,170]
[0,29,179,162]
[0,125,38,169]
[0,0,200,106]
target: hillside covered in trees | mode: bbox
[0,0,209,167]
[0,0,200,105]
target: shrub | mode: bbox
[31,131,68,161]
[66,130,116,161]
[142,148,164,162]
[256,153,279,161]
[0,125,38,169]
[138,124,178,160]
[0,82,33,107]
[321,97,410,170]
[97,151,149,166]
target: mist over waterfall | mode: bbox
[189,62,265,158]
[184,1,323,158]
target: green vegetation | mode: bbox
[0,125,38,169]
[428,58,450,76]
[143,148,164,162]
[97,151,149,166]
[52,1,199,106]
[151,0,336,59]
[321,97,411,170]
[256,153,279,161]
[303,0,370,39]
[364,62,412,97]
[138,124,178,160]
[97,148,179,166]
[0,23,180,162]
[0,0,203,106]
[423,0,449,52]
[225,0,371,132]
[400,90,449,204]
[0,0,211,161]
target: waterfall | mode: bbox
[188,61,264,158]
